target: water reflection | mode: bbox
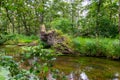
[67,72,74,80]
[53,56,120,80]
[1,45,120,80]
[47,73,56,80]
[28,57,38,66]
[113,72,119,80]
[80,72,89,80]
[47,72,89,80]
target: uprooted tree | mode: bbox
[40,24,74,54]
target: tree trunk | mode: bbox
[96,0,102,36]
[22,14,29,35]
[35,10,39,34]
[17,22,20,34]
[5,7,15,34]
[40,0,45,24]
[71,2,75,33]
[119,0,120,45]
[40,25,73,54]
[109,0,112,20]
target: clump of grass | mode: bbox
[73,37,120,59]
[106,40,120,59]
[5,34,39,45]
[16,34,39,43]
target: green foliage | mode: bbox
[0,0,119,37]
[0,44,57,79]
[77,0,119,38]
[79,18,118,37]
[0,34,15,45]
[50,30,74,54]
[0,66,10,80]
[22,45,56,61]
[5,34,39,44]
[73,37,120,59]
[95,18,118,37]
[51,18,73,34]
[15,34,38,43]
[106,40,120,58]
[21,45,57,79]
[0,56,20,77]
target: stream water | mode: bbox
[0,45,120,80]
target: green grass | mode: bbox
[73,37,120,59]
[15,34,39,43]
[5,34,39,44]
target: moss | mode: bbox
[51,30,74,54]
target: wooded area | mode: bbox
[0,0,120,80]
[0,0,119,37]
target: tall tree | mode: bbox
[118,0,120,34]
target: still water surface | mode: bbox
[0,45,120,80]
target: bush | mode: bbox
[79,18,118,38]
[51,18,74,34]
[73,37,120,59]
[0,34,16,45]
[15,34,38,43]
[106,40,120,59]
[0,45,56,79]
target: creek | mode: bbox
[0,45,120,80]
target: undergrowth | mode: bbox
[73,37,120,59]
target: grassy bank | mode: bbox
[2,34,120,60]
[4,34,39,45]
[73,37,120,59]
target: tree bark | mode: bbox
[40,0,45,24]
[17,22,20,34]
[5,7,15,34]
[22,14,29,35]
[40,24,73,54]
[96,0,102,36]
[119,0,120,45]
[109,0,112,20]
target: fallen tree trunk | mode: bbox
[40,24,74,54]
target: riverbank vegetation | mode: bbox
[73,37,120,59]
[0,0,120,79]
[2,33,120,60]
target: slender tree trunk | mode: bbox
[119,0,120,45]
[109,0,112,20]
[22,14,29,35]
[96,0,102,36]
[35,10,39,34]
[71,2,75,33]
[71,3,74,24]
[40,14,44,24]
[17,22,20,34]
[5,7,15,34]
[16,8,21,34]
[40,0,45,24]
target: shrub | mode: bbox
[51,18,74,34]
[73,37,120,58]
[106,40,120,59]
[5,34,39,44]
[79,17,118,38]
[0,45,56,79]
